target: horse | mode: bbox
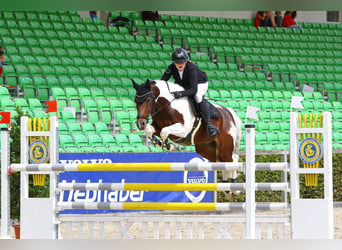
[132,79,242,190]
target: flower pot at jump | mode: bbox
[13,225,20,239]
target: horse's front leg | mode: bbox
[160,123,188,151]
[143,124,162,148]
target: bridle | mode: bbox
[135,89,175,123]
[135,91,155,122]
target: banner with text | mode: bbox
[58,152,214,214]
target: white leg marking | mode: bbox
[144,124,156,138]
[160,123,188,140]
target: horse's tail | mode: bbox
[226,107,242,157]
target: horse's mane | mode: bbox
[151,80,185,100]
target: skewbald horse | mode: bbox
[132,79,242,185]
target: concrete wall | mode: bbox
[77,11,342,25]
[158,11,342,24]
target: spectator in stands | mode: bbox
[89,11,97,19]
[161,48,219,137]
[283,11,302,29]
[254,11,266,28]
[0,46,5,77]
[264,11,277,27]
[274,11,283,27]
[142,11,162,21]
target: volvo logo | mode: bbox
[183,157,209,203]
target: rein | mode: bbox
[150,80,175,117]
[135,87,176,121]
[151,98,175,117]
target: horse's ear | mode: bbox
[132,79,138,90]
[145,79,151,89]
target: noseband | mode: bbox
[135,91,155,122]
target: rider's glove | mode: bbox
[173,91,184,99]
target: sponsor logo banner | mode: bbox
[59,152,214,214]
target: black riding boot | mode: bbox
[198,100,220,137]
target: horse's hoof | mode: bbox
[152,138,163,148]
[233,190,242,196]
[163,143,176,151]
[168,144,177,151]
[224,191,234,201]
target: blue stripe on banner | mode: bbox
[58,152,214,214]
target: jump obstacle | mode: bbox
[0,112,334,239]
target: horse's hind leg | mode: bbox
[216,133,242,200]
[195,142,217,162]
[217,134,238,181]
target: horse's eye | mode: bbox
[147,99,151,102]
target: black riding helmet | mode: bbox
[171,48,189,63]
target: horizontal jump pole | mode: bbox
[56,202,289,211]
[10,162,288,172]
[57,182,289,192]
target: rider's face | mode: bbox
[174,62,187,71]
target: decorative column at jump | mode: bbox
[290,112,333,239]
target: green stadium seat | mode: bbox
[21,85,36,100]
[134,145,149,152]
[26,12,38,21]
[72,133,88,148]
[51,87,66,100]
[118,122,132,135]
[58,121,68,134]
[13,98,29,111]
[59,110,76,122]
[114,134,129,146]
[59,134,74,149]
[109,78,121,88]
[0,98,15,110]
[72,122,88,135]
[27,98,43,111]
[119,146,137,152]
[218,90,231,100]
[100,134,116,146]
[99,108,113,124]
[114,110,130,128]
[67,122,82,134]
[0,86,11,99]
[93,122,110,134]
[86,108,99,123]
[118,99,134,111]
[109,98,123,111]
[255,133,267,144]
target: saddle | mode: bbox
[188,96,221,119]
[171,97,221,146]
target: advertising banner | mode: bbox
[59,152,214,214]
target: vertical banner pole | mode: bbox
[1,128,11,238]
[245,124,256,239]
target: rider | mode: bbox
[161,48,220,137]
[0,46,5,77]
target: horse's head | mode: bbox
[132,79,157,130]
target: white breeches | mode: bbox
[194,82,208,103]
